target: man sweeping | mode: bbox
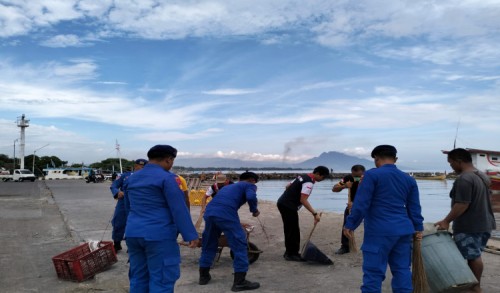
[277,166,330,261]
[198,171,261,292]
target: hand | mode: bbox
[343,227,354,239]
[188,239,200,248]
[434,220,450,231]
[414,231,423,241]
[252,210,260,217]
[117,191,124,199]
[313,213,321,224]
[347,202,353,210]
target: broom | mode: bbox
[347,187,358,253]
[412,233,428,293]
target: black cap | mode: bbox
[134,159,148,165]
[371,145,397,158]
[239,171,259,183]
[147,145,178,159]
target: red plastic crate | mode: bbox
[52,241,117,282]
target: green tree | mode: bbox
[25,154,68,176]
[0,153,11,168]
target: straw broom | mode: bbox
[412,233,428,293]
[347,187,358,253]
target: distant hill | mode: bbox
[175,151,375,171]
[291,151,373,171]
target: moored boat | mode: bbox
[412,174,447,180]
[42,167,93,180]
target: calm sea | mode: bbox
[255,179,453,223]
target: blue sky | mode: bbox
[1,1,499,170]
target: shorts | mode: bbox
[454,232,490,260]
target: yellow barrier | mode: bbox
[189,189,211,206]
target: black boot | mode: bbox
[113,241,122,252]
[199,267,211,285]
[231,272,260,292]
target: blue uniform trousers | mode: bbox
[126,237,181,293]
[199,215,249,272]
[111,200,127,242]
[361,234,413,293]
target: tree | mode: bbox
[0,153,11,168]
[25,154,68,176]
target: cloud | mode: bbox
[40,34,90,48]
[202,88,259,95]
[134,128,223,141]
[178,149,310,162]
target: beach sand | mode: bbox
[174,200,500,293]
[1,181,499,293]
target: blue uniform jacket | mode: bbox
[124,164,198,242]
[110,171,132,198]
[345,164,424,236]
[205,181,258,220]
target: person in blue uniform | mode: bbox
[277,166,330,261]
[343,145,424,293]
[109,158,147,252]
[198,171,260,292]
[124,145,199,293]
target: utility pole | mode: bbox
[17,114,30,169]
[13,138,19,169]
[33,144,50,174]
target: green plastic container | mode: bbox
[421,231,478,292]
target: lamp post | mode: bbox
[32,144,50,174]
[13,139,19,169]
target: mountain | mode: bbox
[291,151,373,171]
[175,151,374,171]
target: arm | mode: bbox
[201,186,213,212]
[300,194,321,223]
[110,174,124,198]
[435,203,469,230]
[407,179,424,232]
[245,184,259,216]
[163,176,199,245]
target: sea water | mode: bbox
[255,179,453,222]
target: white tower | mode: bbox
[17,114,30,169]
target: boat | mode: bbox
[42,167,94,180]
[412,173,447,180]
[442,148,500,212]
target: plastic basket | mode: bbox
[52,241,117,282]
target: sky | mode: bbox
[1,0,499,170]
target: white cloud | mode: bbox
[179,149,309,162]
[202,88,259,96]
[40,34,89,48]
[134,128,223,141]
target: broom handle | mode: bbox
[195,208,205,233]
[301,212,322,255]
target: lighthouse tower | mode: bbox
[17,114,30,169]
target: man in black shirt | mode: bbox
[277,166,330,261]
[332,164,365,254]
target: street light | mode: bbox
[13,139,19,169]
[32,144,50,174]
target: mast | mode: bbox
[116,139,123,173]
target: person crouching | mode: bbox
[198,171,261,292]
